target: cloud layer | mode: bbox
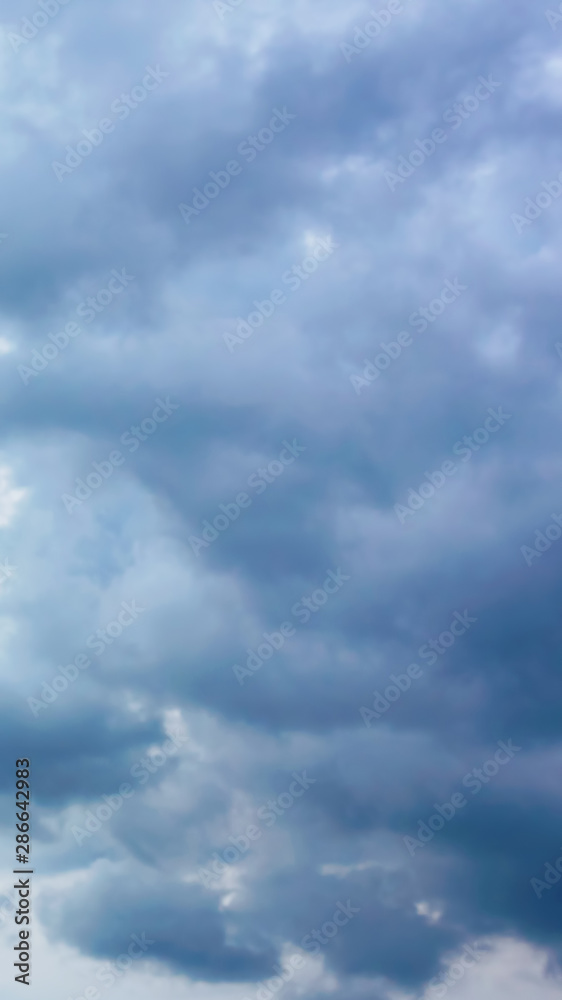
[0,1,561,997]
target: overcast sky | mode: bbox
[0,0,562,998]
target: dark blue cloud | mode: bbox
[0,0,561,996]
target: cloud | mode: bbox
[0,0,561,997]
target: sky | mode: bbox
[0,0,561,997]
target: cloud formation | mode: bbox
[0,1,561,998]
